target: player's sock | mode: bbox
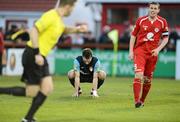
[78,87,82,95]
[25,91,47,120]
[140,82,151,103]
[0,86,25,96]
[97,79,104,89]
[69,78,81,91]
[133,78,142,103]
[69,78,75,87]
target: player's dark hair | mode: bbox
[82,48,93,59]
[59,0,77,7]
[149,2,160,8]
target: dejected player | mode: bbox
[0,0,88,122]
[68,48,106,97]
[129,2,169,108]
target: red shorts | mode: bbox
[134,50,158,78]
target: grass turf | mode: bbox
[0,76,180,122]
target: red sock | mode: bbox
[133,78,142,103]
[140,82,151,103]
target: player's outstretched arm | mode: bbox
[64,25,88,34]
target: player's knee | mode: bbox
[41,77,54,96]
[48,85,54,95]
[135,72,144,81]
[98,70,106,80]
[144,76,152,83]
[67,70,75,79]
[41,84,54,96]
[26,86,39,97]
[26,91,38,97]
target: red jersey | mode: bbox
[132,15,169,53]
[0,32,4,53]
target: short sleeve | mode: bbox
[35,12,54,33]
[73,59,80,71]
[94,60,101,72]
[131,18,141,36]
[162,19,169,37]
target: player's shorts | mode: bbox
[21,46,50,85]
[134,51,158,77]
[80,75,93,83]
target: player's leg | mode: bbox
[0,83,40,97]
[22,48,52,121]
[0,50,27,96]
[20,85,39,122]
[0,46,34,96]
[24,76,53,121]
[0,52,26,96]
[26,85,40,97]
[133,53,146,108]
[67,69,82,96]
[97,70,106,89]
[134,72,144,107]
[140,76,151,105]
[0,86,26,96]
[140,56,158,105]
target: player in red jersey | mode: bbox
[0,27,4,75]
[129,2,169,108]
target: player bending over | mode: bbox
[68,48,106,97]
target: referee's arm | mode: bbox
[29,26,39,48]
[29,26,44,66]
[64,25,88,34]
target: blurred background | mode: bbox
[0,0,180,79]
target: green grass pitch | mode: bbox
[0,76,180,122]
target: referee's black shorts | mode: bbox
[21,46,50,85]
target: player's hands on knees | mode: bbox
[35,54,44,66]
[76,25,88,33]
[128,51,134,60]
[151,48,160,56]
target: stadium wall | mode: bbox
[54,50,175,78]
[4,49,175,78]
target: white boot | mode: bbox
[91,90,99,97]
